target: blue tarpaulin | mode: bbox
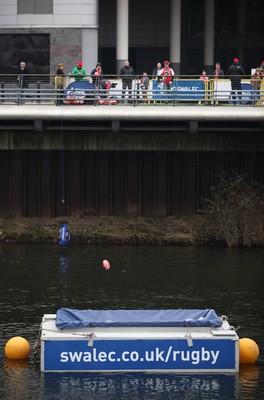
[63,80,95,104]
[65,80,95,91]
[56,308,222,330]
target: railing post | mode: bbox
[37,81,41,103]
[1,82,4,103]
[135,81,140,107]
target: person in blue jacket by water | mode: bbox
[58,224,71,246]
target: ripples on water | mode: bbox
[0,244,263,399]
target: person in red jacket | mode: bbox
[161,60,174,102]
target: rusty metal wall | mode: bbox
[0,150,263,217]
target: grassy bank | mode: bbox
[0,215,222,246]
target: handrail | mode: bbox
[0,74,263,107]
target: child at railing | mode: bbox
[198,70,209,105]
[139,72,149,103]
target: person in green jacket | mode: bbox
[71,61,86,81]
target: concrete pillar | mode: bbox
[170,0,181,75]
[204,0,214,75]
[82,28,98,76]
[116,0,129,73]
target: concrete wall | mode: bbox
[0,0,98,27]
[1,149,264,217]
[0,0,98,73]
[0,27,98,74]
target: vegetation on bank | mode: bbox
[0,172,263,247]
[201,171,264,247]
[0,214,220,246]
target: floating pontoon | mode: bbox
[40,309,239,373]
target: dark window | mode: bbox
[244,1,264,34]
[0,34,50,76]
[18,0,53,14]
[186,0,204,37]
[215,0,264,35]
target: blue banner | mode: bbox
[241,83,254,105]
[44,339,236,371]
[152,80,206,101]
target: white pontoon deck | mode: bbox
[41,309,239,373]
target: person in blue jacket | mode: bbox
[58,224,71,246]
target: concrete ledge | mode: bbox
[0,104,264,122]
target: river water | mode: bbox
[0,244,263,399]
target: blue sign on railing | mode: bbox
[152,80,206,101]
[44,338,236,371]
[240,83,254,105]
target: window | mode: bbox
[18,0,53,14]
[0,34,50,75]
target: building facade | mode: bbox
[0,0,263,77]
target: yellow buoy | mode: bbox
[5,336,30,360]
[239,338,259,364]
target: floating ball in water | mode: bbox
[239,338,259,364]
[5,336,30,360]
[102,259,110,270]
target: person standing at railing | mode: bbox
[259,61,264,79]
[152,62,162,82]
[16,61,29,104]
[91,63,104,87]
[93,64,102,88]
[151,62,162,102]
[54,63,66,105]
[198,70,209,105]
[199,70,209,81]
[259,62,264,103]
[161,60,174,103]
[119,60,135,103]
[92,64,103,100]
[212,63,224,105]
[139,72,149,103]
[227,58,245,105]
[250,67,261,106]
[213,63,224,78]
[71,61,86,81]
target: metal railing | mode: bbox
[0,74,263,107]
